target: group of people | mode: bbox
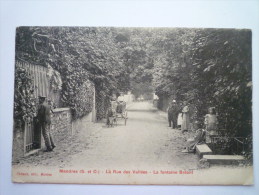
[37,95,218,153]
[106,95,127,127]
[167,99,219,153]
[167,100,191,132]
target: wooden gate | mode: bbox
[24,122,35,153]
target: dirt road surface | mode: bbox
[14,101,199,170]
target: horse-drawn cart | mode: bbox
[107,101,128,127]
[115,101,128,125]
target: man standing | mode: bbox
[167,100,180,129]
[36,96,55,152]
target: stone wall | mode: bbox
[12,107,72,163]
[12,107,98,162]
[71,112,93,135]
[51,108,72,141]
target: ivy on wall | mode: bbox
[61,79,94,120]
[13,66,36,124]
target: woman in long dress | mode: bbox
[177,112,182,129]
[181,101,190,133]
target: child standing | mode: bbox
[204,107,218,143]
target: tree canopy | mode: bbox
[15,27,252,141]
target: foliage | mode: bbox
[190,29,252,138]
[16,27,130,120]
[13,66,36,123]
[96,89,111,120]
[15,27,253,158]
[46,64,62,92]
[63,80,94,120]
[130,81,153,99]
[151,28,252,156]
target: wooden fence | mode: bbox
[16,60,49,154]
[16,60,49,98]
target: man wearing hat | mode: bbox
[167,100,180,129]
[36,96,55,152]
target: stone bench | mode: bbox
[203,155,245,165]
[196,144,212,157]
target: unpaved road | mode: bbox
[14,101,198,170]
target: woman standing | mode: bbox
[181,101,190,133]
[177,102,183,129]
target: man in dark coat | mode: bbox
[36,96,55,152]
[167,100,180,129]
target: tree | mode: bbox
[15,27,131,119]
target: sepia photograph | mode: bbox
[11,26,253,185]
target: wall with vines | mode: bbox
[13,66,36,126]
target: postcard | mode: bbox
[12,27,253,185]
